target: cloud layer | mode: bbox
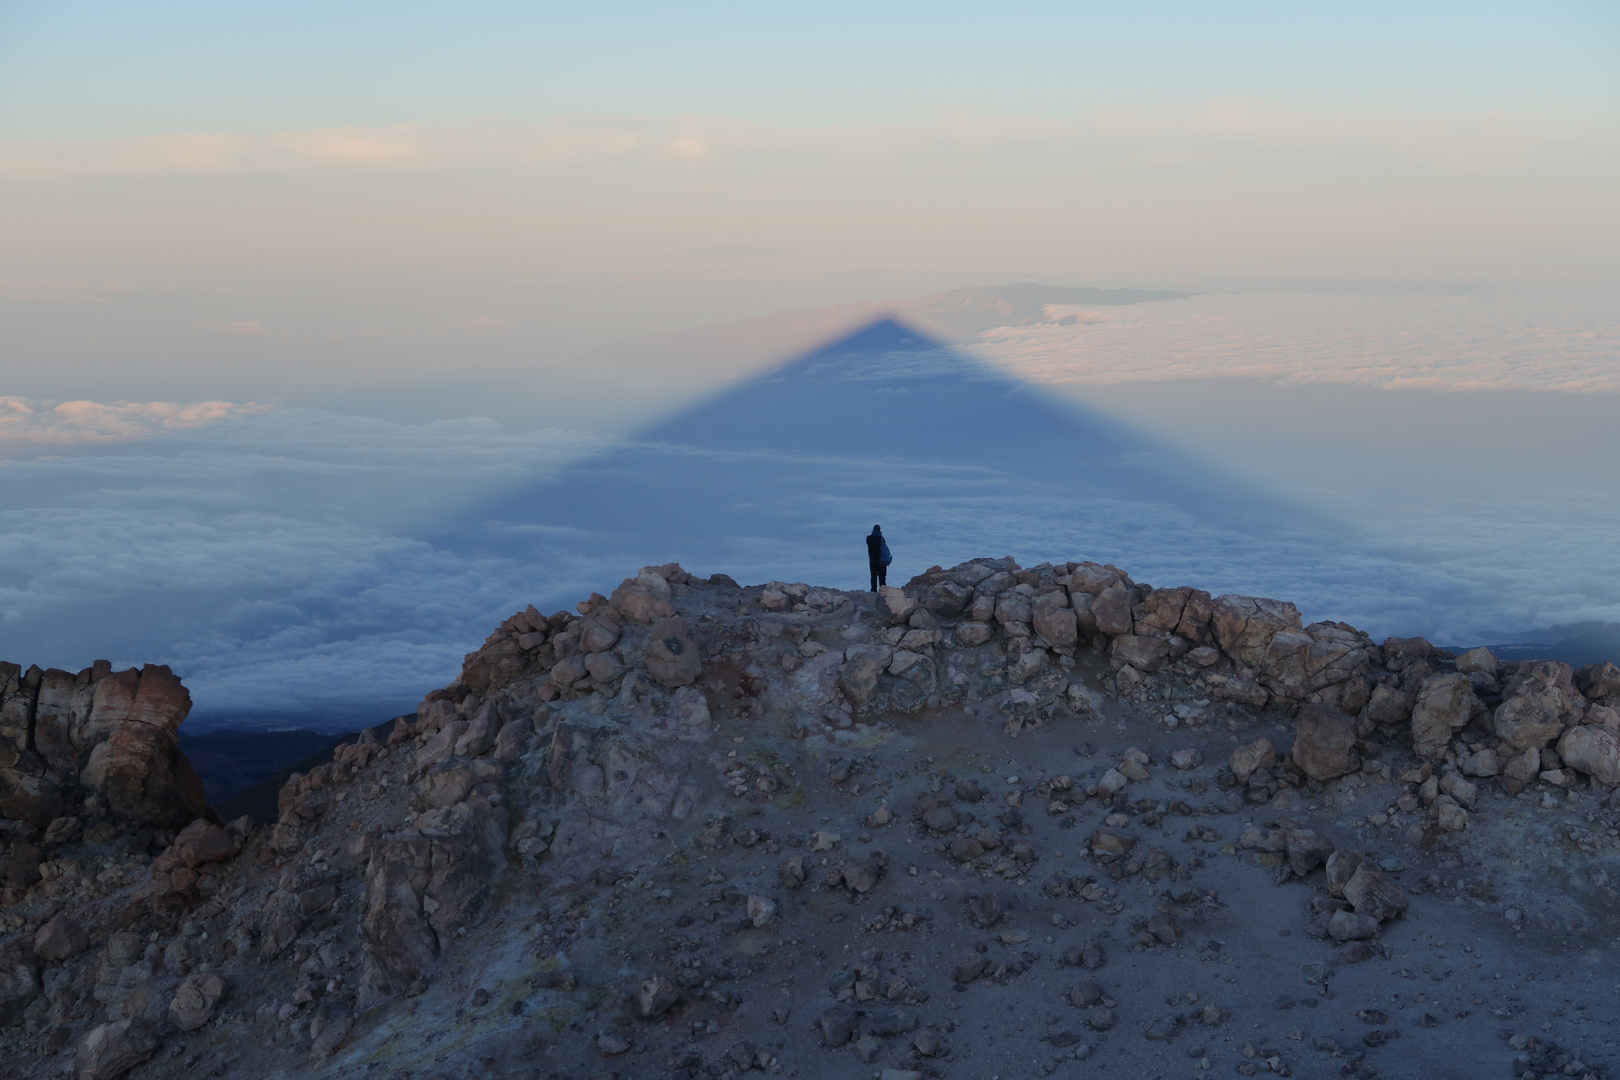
[2,302,1617,731]
[973,288,1620,393]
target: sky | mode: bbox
[1,3,1617,728]
[2,2,1618,417]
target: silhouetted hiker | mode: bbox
[866,525,891,591]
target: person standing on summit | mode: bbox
[866,525,891,592]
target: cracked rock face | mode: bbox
[2,557,1619,1080]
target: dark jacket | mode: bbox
[866,532,884,566]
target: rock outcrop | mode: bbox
[2,557,1618,1080]
[1,661,205,835]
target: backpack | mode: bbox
[880,541,892,566]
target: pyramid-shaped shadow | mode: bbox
[437,318,1332,589]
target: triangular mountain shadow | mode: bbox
[435,318,1335,590]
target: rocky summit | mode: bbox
[2,559,1619,1080]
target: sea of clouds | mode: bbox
[1,289,1615,729]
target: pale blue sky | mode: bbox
[2,2,1616,140]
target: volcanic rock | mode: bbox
[1288,704,1360,781]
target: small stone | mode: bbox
[1328,910,1381,941]
[746,895,778,927]
[1144,1014,1185,1041]
[1087,1007,1116,1031]
[953,954,989,984]
[1334,942,1377,964]
[779,856,806,889]
[853,1035,884,1062]
[1170,749,1202,770]
[168,973,227,1032]
[639,976,677,1018]
[922,805,958,832]
[597,1033,630,1056]
[966,892,1003,928]
[820,1004,858,1046]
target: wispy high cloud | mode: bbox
[211,319,275,338]
[445,315,518,331]
[1,102,1610,180]
[0,120,646,179]
[0,397,269,444]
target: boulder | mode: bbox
[1575,660,1620,701]
[4,841,43,888]
[1132,587,1191,635]
[746,895,778,927]
[610,569,675,624]
[1111,635,1169,673]
[993,592,1032,627]
[639,975,678,1017]
[310,1000,354,1058]
[580,614,622,653]
[0,941,40,1025]
[1439,771,1477,808]
[34,914,89,962]
[1364,684,1415,728]
[1557,724,1620,786]
[921,581,973,619]
[1343,864,1407,923]
[1032,598,1078,648]
[1324,849,1363,899]
[1210,595,1302,667]
[494,717,533,762]
[1495,661,1583,751]
[0,771,64,830]
[168,972,227,1031]
[80,665,208,828]
[166,819,238,869]
[1410,673,1479,760]
[584,652,624,684]
[1285,829,1336,876]
[879,586,919,622]
[1328,910,1381,941]
[361,802,505,998]
[644,618,702,688]
[76,1020,159,1080]
[1090,584,1134,636]
[820,1004,858,1046]
[548,656,587,691]
[1228,739,1276,785]
[955,622,992,647]
[1260,622,1373,706]
[1288,704,1360,781]
[1454,647,1498,676]
[415,721,466,771]
[1500,747,1540,795]
[454,703,501,757]
[838,647,888,706]
[1459,746,1500,777]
